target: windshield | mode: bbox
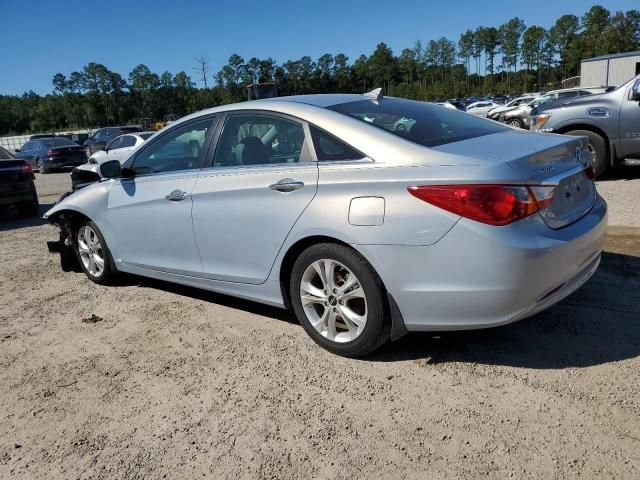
[40,138,78,147]
[139,133,153,140]
[328,97,508,148]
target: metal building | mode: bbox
[580,50,640,87]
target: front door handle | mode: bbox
[269,178,304,193]
[165,189,189,201]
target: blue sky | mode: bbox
[0,0,637,95]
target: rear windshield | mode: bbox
[40,138,78,147]
[328,97,508,147]
[139,133,153,140]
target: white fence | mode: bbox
[0,129,94,152]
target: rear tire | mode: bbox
[37,158,50,174]
[566,129,608,178]
[289,243,390,357]
[75,220,117,285]
[507,118,523,129]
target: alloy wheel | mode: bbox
[299,259,368,343]
[77,225,105,278]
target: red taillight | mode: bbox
[407,184,556,226]
[47,149,61,156]
[21,163,33,176]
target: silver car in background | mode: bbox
[45,90,607,357]
[465,101,502,117]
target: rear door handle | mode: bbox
[165,189,189,201]
[269,178,304,193]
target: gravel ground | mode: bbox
[0,171,639,479]
[596,165,640,228]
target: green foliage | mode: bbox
[1,4,639,135]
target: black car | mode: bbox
[83,126,142,156]
[0,146,39,217]
[15,137,86,174]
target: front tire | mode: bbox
[290,243,389,357]
[76,221,116,284]
[566,129,608,177]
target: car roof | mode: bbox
[168,93,456,167]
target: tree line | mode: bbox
[0,4,638,135]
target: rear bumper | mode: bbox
[358,194,607,331]
[44,156,86,168]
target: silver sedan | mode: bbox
[45,90,607,357]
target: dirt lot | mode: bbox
[1,171,639,479]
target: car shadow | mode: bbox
[597,164,640,181]
[93,251,640,369]
[0,203,54,232]
[118,275,297,324]
[369,251,640,369]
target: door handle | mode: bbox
[269,178,304,193]
[165,189,189,201]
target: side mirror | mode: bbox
[14,149,20,153]
[99,160,122,179]
[632,80,640,101]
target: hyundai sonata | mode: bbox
[45,89,607,357]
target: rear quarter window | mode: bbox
[309,125,364,161]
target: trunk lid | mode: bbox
[431,130,596,229]
[51,145,85,158]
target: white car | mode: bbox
[431,102,458,110]
[85,132,154,167]
[487,95,540,118]
[466,101,502,117]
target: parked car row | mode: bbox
[83,125,143,156]
[531,74,640,177]
[11,125,149,174]
[487,86,612,128]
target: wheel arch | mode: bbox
[278,235,353,310]
[554,123,613,166]
[277,235,408,341]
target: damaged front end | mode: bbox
[46,193,82,272]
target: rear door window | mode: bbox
[213,114,307,167]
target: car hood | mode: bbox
[431,130,589,183]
